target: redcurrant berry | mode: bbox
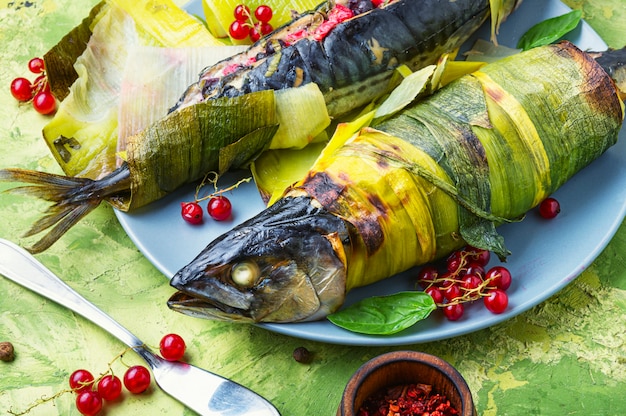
[10,77,33,102]
[465,262,485,279]
[123,365,151,394]
[484,289,509,314]
[97,374,122,401]
[259,21,273,36]
[234,4,250,21]
[181,201,203,224]
[443,284,461,302]
[75,390,103,416]
[32,91,56,115]
[207,196,232,221]
[229,20,250,40]
[254,5,273,23]
[443,303,464,321]
[28,57,45,74]
[461,274,483,296]
[425,286,443,304]
[417,265,438,288]
[485,266,512,291]
[249,24,262,42]
[539,197,560,219]
[467,246,491,266]
[33,74,50,93]
[159,333,186,361]
[69,369,95,393]
[446,251,466,273]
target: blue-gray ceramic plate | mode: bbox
[116,0,626,346]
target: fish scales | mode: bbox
[168,43,624,323]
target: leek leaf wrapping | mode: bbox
[119,91,279,210]
[290,43,623,291]
[42,0,223,180]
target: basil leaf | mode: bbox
[327,291,436,335]
[517,9,583,51]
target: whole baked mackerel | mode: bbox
[171,0,522,117]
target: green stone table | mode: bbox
[1,1,625,415]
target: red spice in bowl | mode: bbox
[337,351,475,416]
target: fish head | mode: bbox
[168,196,350,323]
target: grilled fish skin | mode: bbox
[171,0,498,117]
[168,42,624,323]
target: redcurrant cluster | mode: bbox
[417,246,512,321]
[10,334,186,416]
[180,172,247,224]
[228,4,274,43]
[181,196,232,224]
[9,57,57,115]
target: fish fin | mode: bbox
[0,167,130,253]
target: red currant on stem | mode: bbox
[97,374,123,401]
[32,91,56,115]
[425,286,443,304]
[443,284,461,302]
[75,390,103,416]
[538,197,560,219]
[465,262,485,279]
[254,5,273,23]
[461,274,483,297]
[443,303,464,321]
[33,74,51,93]
[467,246,491,266]
[69,369,95,393]
[123,365,151,394]
[234,4,250,20]
[181,201,203,224]
[485,265,512,291]
[484,289,509,314]
[229,20,250,40]
[417,265,438,288]
[159,333,186,361]
[208,195,232,221]
[28,57,45,74]
[446,250,466,273]
[10,77,33,102]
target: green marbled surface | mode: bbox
[1,0,625,414]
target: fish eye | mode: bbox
[231,261,261,288]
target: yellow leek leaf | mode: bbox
[109,0,224,46]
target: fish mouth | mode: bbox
[167,292,254,322]
[168,268,258,322]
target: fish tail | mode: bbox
[0,166,131,253]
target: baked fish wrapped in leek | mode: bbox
[168,42,625,323]
[0,0,519,253]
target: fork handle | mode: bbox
[0,238,143,350]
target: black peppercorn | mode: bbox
[292,346,312,364]
[0,342,15,362]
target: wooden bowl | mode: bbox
[337,350,476,416]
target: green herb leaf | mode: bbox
[327,291,436,335]
[517,9,583,51]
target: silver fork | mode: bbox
[0,238,281,416]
